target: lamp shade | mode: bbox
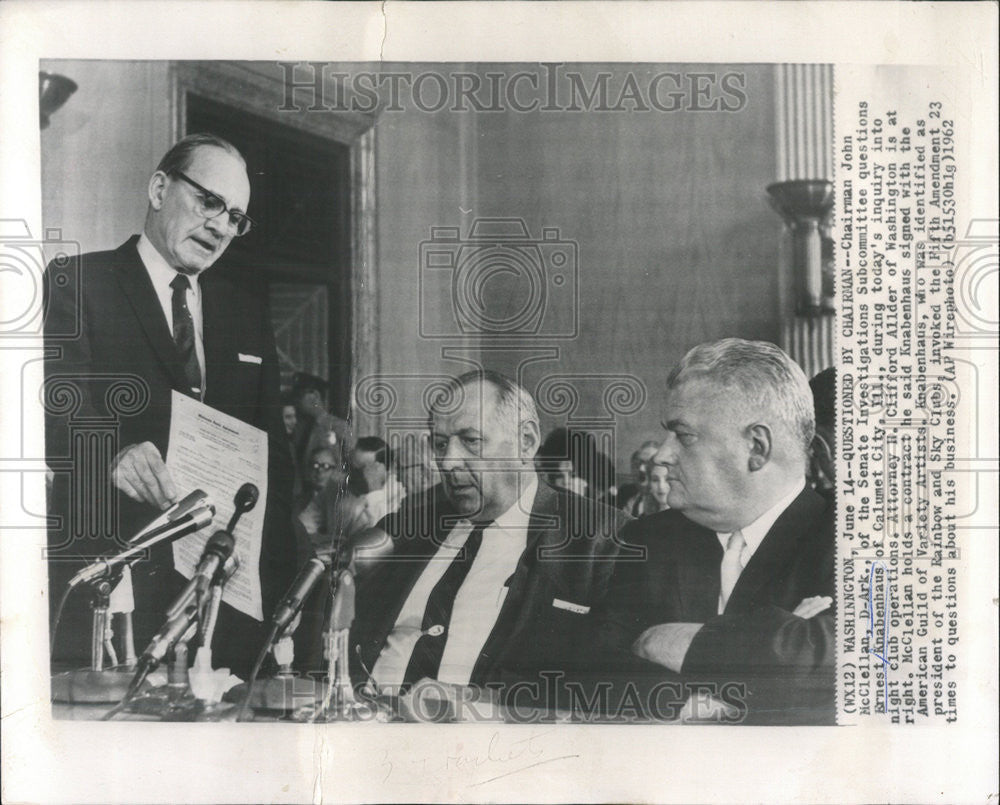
[767,179,835,315]
[39,72,78,129]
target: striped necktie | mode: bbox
[170,274,202,398]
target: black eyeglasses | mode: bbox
[170,170,254,236]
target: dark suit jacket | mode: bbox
[350,482,634,692]
[591,487,835,725]
[44,236,294,677]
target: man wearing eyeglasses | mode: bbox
[44,133,295,677]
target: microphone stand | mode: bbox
[50,567,143,704]
[51,492,215,705]
[104,551,240,721]
[173,556,243,722]
[229,557,328,717]
[298,566,378,723]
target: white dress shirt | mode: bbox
[372,477,538,689]
[715,478,805,614]
[136,233,205,395]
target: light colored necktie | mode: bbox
[719,529,747,611]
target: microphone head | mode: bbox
[167,489,210,520]
[204,530,236,561]
[233,483,259,513]
[127,489,210,544]
[191,504,216,528]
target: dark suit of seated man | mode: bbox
[349,370,632,706]
[588,339,835,725]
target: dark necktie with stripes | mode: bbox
[402,522,489,687]
[170,274,202,398]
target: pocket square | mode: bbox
[238,353,263,364]
[552,598,590,614]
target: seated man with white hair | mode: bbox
[594,338,835,725]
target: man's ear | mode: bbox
[520,420,541,462]
[747,423,772,471]
[148,171,168,210]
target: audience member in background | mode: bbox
[293,437,403,671]
[293,446,340,517]
[587,448,618,507]
[298,436,404,557]
[350,436,406,529]
[630,461,671,517]
[536,426,616,503]
[394,433,438,498]
[809,367,836,502]
[290,371,352,482]
[616,440,661,512]
[281,395,298,438]
[537,427,589,497]
[280,393,303,496]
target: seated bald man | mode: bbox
[350,369,633,703]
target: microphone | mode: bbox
[270,555,330,638]
[189,483,257,600]
[165,530,236,620]
[226,483,259,532]
[198,555,240,648]
[67,503,216,589]
[127,489,211,544]
[262,526,394,649]
[194,530,237,597]
[137,603,199,675]
[268,526,390,636]
[131,536,237,689]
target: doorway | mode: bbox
[185,92,353,416]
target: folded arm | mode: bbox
[634,597,835,676]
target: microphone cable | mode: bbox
[100,660,151,721]
[48,583,74,659]
[235,622,280,723]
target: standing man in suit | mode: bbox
[44,133,294,677]
[595,339,835,724]
[350,370,631,700]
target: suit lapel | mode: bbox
[726,488,820,613]
[200,278,232,409]
[111,237,190,393]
